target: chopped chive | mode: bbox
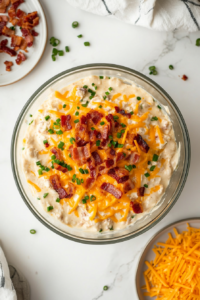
[10,26,15,30]
[99,76,104,79]
[76,178,81,185]
[77,34,82,38]
[105,91,109,95]
[56,198,60,202]
[196,38,200,46]
[36,161,41,166]
[132,164,136,169]
[83,85,88,88]
[121,123,126,128]
[144,172,150,177]
[72,174,76,182]
[29,120,33,125]
[58,50,64,56]
[82,199,86,204]
[47,206,53,211]
[52,55,56,61]
[108,87,112,91]
[91,127,95,131]
[70,137,75,144]
[74,119,79,124]
[152,154,159,161]
[79,168,84,174]
[52,48,58,55]
[149,66,156,71]
[100,121,105,126]
[84,42,90,46]
[131,216,135,218]
[99,105,102,108]
[137,97,141,100]
[125,165,133,172]
[90,195,96,202]
[22,147,25,150]
[117,132,122,138]
[29,114,33,117]
[51,155,56,160]
[151,116,158,121]
[95,86,97,90]
[144,184,148,188]
[157,105,161,109]
[30,229,36,234]
[58,141,64,150]
[56,130,63,135]
[99,229,103,232]
[43,140,48,144]
[103,96,106,100]
[109,226,113,230]
[69,154,72,158]
[117,144,123,148]
[130,111,134,115]
[81,101,89,107]
[65,46,69,52]
[67,165,72,171]
[121,129,125,133]
[75,111,79,116]
[48,129,54,134]
[38,169,42,175]
[96,140,101,146]
[92,83,95,86]
[113,115,119,120]
[37,198,40,200]
[45,115,50,121]
[107,143,111,147]
[84,169,89,174]
[103,286,108,291]
[150,165,156,171]
[72,21,79,28]
[169,65,174,70]
[63,104,66,108]
[43,193,49,198]
[109,135,113,139]
[77,106,80,110]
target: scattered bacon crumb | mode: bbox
[49,174,68,199]
[134,134,149,153]
[182,75,188,81]
[2,26,15,37]
[61,115,72,131]
[4,60,13,71]
[16,51,26,64]
[137,187,145,197]
[51,147,62,160]
[53,163,68,174]
[0,0,10,13]
[0,39,17,56]
[101,182,122,199]
[130,201,143,214]
[44,142,49,148]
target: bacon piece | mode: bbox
[20,37,27,51]
[11,35,23,50]
[129,152,140,164]
[137,187,145,197]
[51,147,62,160]
[69,143,91,166]
[126,132,136,145]
[22,11,39,29]
[75,116,89,147]
[0,21,7,35]
[101,183,122,199]
[66,182,75,198]
[0,39,16,56]
[8,5,16,19]
[54,163,68,173]
[105,158,114,168]
[31,29,38,36]
[115,106,131,118]
[108,167,129,184]
[91,151,102,166]
[87,156,97,178]
[134,134,149,153]
[0,0,10,13]
[130,201,143,214]
[87,110,103,125]
[49,174,68,199]
[99,124,109,140]
[44,142,49,148]
[84,177,95,190]
[182,75,188,81]
[61,115,72,131]
[116,152,125,162]
[21,28,34,47]
[4,61,13,71]
[16,8,26,18]
[2,26,15,37]
[88,130,96,145]
[11,0,24,10]
[110,149,115,156]
[16,51,26,65]
[122,179,135,193]
[0,16,9,22]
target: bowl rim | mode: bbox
[10,63,191,244]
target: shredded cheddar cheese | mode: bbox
[142,224,200,299]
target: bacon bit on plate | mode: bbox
[4,60,13,71]
[182,74,188,81]
[130,201,143,214]
[51,147,62,160]
[134,134,149,153]
[0,39,17,56]
[101,182,122,199]
[15,51,26,64]
[16,8,26,18]
[137,187,145,197]
[61,115,72,131]
[49,174,68,199]
[0,0,10,13]
[31,29,38,36]
[54,163,68,173]
[21,28,34,47]
[0,21,7,35]
[2,26,15,37]
[11,35,23,50]
[69,143,91,166]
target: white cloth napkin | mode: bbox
[66,0,200,32]
[0,247,17,300]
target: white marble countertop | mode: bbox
[0,1,199,299]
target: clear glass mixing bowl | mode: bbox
[11,64,190,244]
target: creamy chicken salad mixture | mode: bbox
[22,76,178,232]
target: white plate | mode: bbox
[135,218,200,300]
[0,0,47,86]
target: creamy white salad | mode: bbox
[22,76,179,232]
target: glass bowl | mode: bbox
[11,64,190,244]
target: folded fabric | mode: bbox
[66,0,200,32]
[0,246,17,300]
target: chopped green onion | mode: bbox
[103,96,106,100]
[72,21,79,28]
[52,48,58,55]
[107,143,111,147]
[56,198,60,202]
[91,127,95,131]
[83,85,88,88]
[58,50,64,56]
[149,66,156,71]
[30,114,33,117]
[108,87,112,91]
[70,137,75,144]
[84,169,89,174]
[48,129,54,134]
[121,123,126,128]
[157,105,161,109]
[150,165,156,171]
[113,115,119,120]
[37,198,40,200]
[96,140,101,146]
[63,104,66,108]
[131,216,135,218]
[137,97,141,100]
[125,165,133,172]
[82,199,87,204]
[36,161,41,166]
[99,76,104,79]
[67,165,72,171]
[105,91,109,95]
[75,111,79,116]
[95,86,97,90]
[52,55,56,61]
[43,140,48,144]
[43,193,49,198]
[117,144,124,148]
[84,42,90,46]
[30,229,36,234]
[92,83,95,86]
[132,164,136,169]
[56,130,63,135]
[196,38,200,46]
[109,226,113,230]
[77,34,82,38]
[22,147,25,150]
[103,286,108,291]
[81,101,89,107]
[10,26,15,30]
[29,120,33,125]
[130,111,134,115]
[69,153,71,158]
[144,184,148,188]
[151,116,158,121]
[117,132,122,138]
[152,154,159,161]
[45,115,50,121]
[51,155,56,160]
[100,121,105,126]
[47,206,53,212]
[65,46,69,52]
[90,195,96,202]
[144,172,150,177]
[72,174,76,182]
[74,119,79,124]
[169,65,174,70]
[76,178,81,185]
[99,229,103,232]
[58,141,64,150]
[38,169,42,175]
[79,168,84,174]
[99,105,102,108]
[109,135,113,139]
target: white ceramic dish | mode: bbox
[135,218,200,300]
[0,0,47,86]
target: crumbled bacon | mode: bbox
[66,182,75,198]
[101,182,122,199]
[8,5,16,19]
[69,143,91,166]
[91,151,102,166]
[0,39,16,56]
[108,167,129,184]
[11,35,23,50]
[61,115,72,131]
[87,156,97,178]
[75,116,89,147]
[99,124,109,140]
[134,134,149,153]
[0,21,7,36]
[22,11,39,29]
[44,142,49,148]
[0,16,9,22]
[182,75,188,81]
[54,163,68,173]
[2,26,15,37]
[129,152,140,164]
[87,110,103,125]
[110,149,115,156]
[49,174,68,199]
[21,28,34,47]
[51,147,62,160]
[115,106,131,118]
[4,60,13,71]
[16,8,26,18]
[0,0,10,13]
[11,0,24,10]
[15,51,26,64]
[122,179,135,193]
[105,158,114,168]
[31,29,38,36]
[130,201,143,214]
[126,132,136,145]
[116,152,125,162]
[84,177,95,189]
[137,187,145,197]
